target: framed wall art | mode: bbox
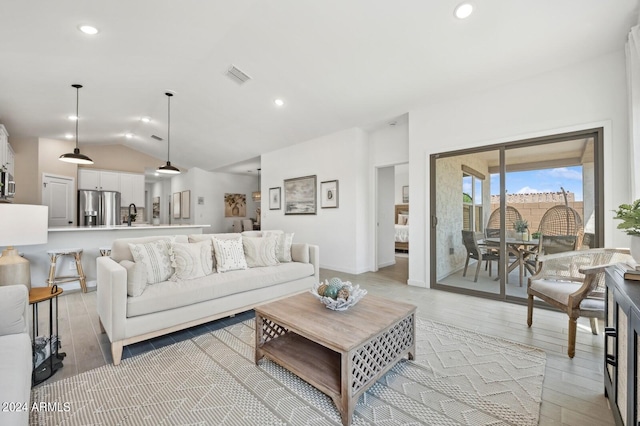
[224,193,246,217]
[172,192,181,219]
[320,180,339,208]
[284,175,317,215]
[402,185,409,203]
[269,187,281,210]
[152,196,160,219]
[181,190,190,219]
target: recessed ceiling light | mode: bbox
[274,99,285,107]
[154,172,159,177]
[454,3,473,19]
[68,115,78,121]
[78,25,99,35]
[125,133,134,139]
[65,133,73,139]
[140,116,151,123]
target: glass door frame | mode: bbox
[429,127,604,302]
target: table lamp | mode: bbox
[0,204,49,291]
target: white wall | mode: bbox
[377,166,396,268]
[149,168,259,232]
[408,50,630,287]
[395,163,409,204]
[262,128,370,274]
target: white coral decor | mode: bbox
[310,280,367,311]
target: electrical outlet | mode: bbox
[449,248,454,255]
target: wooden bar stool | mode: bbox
[46,248,87,293]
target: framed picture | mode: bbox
[321,180,339,208]
[172,192,181,219]
[152,196,160,219]
[284,175,317,215]
[402,186,409,203]
[224,193,246,217]
[269,187,281,210]
[181,190,190,218]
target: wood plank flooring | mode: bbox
[31,256,614,425]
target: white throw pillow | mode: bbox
[242,236,279,268]
[119,260,147,297]
[128,239,174,284]
[263,231,294,262]
[170,240,213,280]
[212,236,248,273]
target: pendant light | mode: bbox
[59,84,94,164]
[156,92,180,174]
[252,168,261,202]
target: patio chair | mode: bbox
[485,206,523,238]
[461,230,501,282]
[527,248,631,358]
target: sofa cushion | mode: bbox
[129,239,174,284]
[170,240,213,280]
[120,260,147,297]
[243,236,279,267]
[263,231,294,262]
[126,262,315,318]
[291,243,310,263]
[0,333,31,426]
[0,285,28,335]
[212,236,248,273]
[111,235,187,262]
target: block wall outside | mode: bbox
[490,201,584,233]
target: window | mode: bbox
[462,166,484,232]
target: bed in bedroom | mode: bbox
[395,204,409,252]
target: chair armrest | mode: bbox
[0,285,29,336]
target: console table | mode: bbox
[604,265,640,425]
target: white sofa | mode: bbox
[0,285,31,426]
[97,232,319,365]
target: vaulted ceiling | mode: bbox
[0,1,637,176]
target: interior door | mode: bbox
[43,174,75,226]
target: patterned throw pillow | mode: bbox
[170,240,213,280]
[263,231,294,262]
[212,236,248,273]
[128,239,174,284]
[242,236,279,268]
[119,260,147,297]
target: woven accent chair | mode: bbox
[485,206,523,238]
[537,205,584,238]
[527,248,631,358]
[461,230,501,282]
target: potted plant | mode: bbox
[514,219,530,241]
[614,199,640,261]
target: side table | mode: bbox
[30,285,66,386]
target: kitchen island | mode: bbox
[19,224,210,292]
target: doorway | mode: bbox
[430,128,602,302]
[42,173,75,227]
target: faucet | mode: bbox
[127,203,137,226]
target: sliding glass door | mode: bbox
[431,129,602,302]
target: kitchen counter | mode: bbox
[48,224,208,232]
[17,224,211,292]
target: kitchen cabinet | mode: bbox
[604,265,640,426]
[0,124,15,175]
[78,169,120,191]
[120,172,145,208]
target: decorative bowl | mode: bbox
[310,280,367,311]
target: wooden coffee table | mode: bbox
[255,292,416,426]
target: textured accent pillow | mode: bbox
[128,239,173,284]
[212,236,248,273]
[263,231,294,262]
[120,260,147,297]
[242,236,279,268]
[170,240,213,280]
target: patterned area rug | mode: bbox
[31,318,545,425]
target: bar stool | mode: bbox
[99,247,112,257]
[47,248,87,293]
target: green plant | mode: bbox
[614,199,640,236]
[513,219,529,233]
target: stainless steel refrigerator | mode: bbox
[78,190,122,226]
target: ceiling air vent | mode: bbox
[226,65,251,85]
[151,135,163,141]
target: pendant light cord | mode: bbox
[166,92,172,162]
[75,86,80,149]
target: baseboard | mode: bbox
[408,279,427,288]
[377,260,396,269]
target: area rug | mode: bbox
[30,318,545,425]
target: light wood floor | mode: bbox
[31,256,614,426]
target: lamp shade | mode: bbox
[0,204,49,247]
